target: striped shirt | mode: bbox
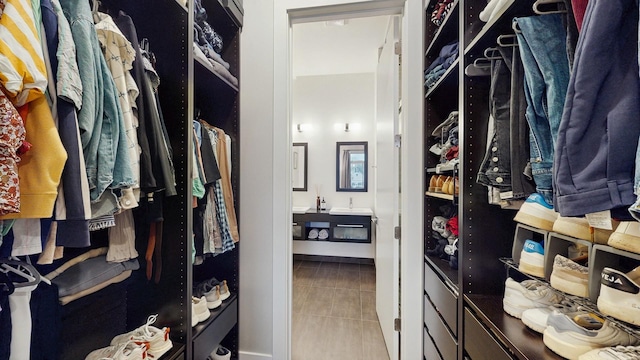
[0,0,47,106]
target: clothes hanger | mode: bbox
[0,257,50,287]
[533,0,567,14]
[496,34,518,47]
[465,58,491,77]
[512,20,522,34]
[483,47,502,60]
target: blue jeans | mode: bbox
[514,14,570,204]
[477,49,512,191]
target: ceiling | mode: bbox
[292,15,391,77]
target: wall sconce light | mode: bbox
[344,123,350,132]
[297,124,302,132]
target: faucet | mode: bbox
[349,197,353,209]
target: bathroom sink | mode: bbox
[292,206,310,214]
[329,207,373,216]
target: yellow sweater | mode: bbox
[0,95,67,219]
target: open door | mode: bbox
[375,16,401,360]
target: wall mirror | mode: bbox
[292,143,308,191]
[336,141,368,192]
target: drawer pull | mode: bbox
[336,224,364,228]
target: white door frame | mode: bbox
[271,1,424,359]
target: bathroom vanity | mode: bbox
[292,207,374,243]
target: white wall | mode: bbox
[292,73,376,211]
[239,1,275,358]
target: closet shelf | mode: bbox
[192,294,238,359]
[425,254,459,290]
[499,257,640,338]
[425,58,459,98]
[464,294,564,360]
[164,344,187,360]
[425,191,454,201]
[175,0,187,12]
[194,56,239,92]
[425,0,459,58]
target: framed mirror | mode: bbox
[292,143,308,191]
[336,141,368,192]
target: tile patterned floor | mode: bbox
[292,259,390,360]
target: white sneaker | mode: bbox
[553,216,617,244]
[514,193,558,231]
[85,340,148,360]
[503,277,564,319]
[598,266,640,325]
[544,312,639,360]
[110,314,172,359]
[608,221,640,254]
[192,296,210,325]
[521,300,579,334]
[519,239,546,278]
[550,254,589,298]
[208,345,231,359]
[579,345,640,360]
[195,283,222,309]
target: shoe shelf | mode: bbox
[425,0,459,58]
[192,294,238,359]
[499,257,640,339]
[464,294,564,360]
[425,191,455,201]
[163,344,187,360]
[426,254,459,291]
[175,0,187,12]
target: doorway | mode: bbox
[289,8,402,360]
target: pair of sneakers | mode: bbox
[194,278,231,309]
[85,341,149,360]
[86,315,172,360]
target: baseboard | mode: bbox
[239,351,272,360]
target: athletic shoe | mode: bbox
[553,216,618,244]
[503,277,564,319]
[519,239,545,278]
[514,193,558,231]
[85,341,148,360]
[544,312,639,360]
[521,300,580,334]
[579,345,640,360]
[550,254,589,297]
[598,266,640,325]
[110,314,172,359]
[195,282,222,309]
[192,296,210,325]
[608,221,640,254]
[219,280,230,301]
[208,345,231,359]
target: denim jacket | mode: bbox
[59,0,134,202]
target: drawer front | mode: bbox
[424,295,457,360]
[424,327,444,360]
[424,263,457,333]
[464,308,513,360]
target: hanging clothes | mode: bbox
[59,0,135,208]
[41,0,91,250]
[0,0,67,220]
